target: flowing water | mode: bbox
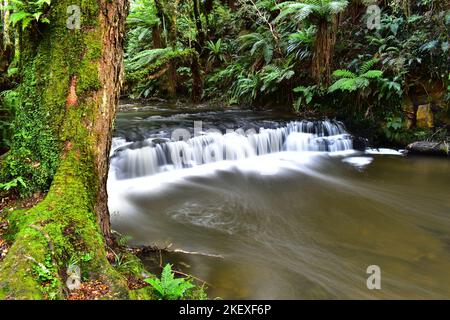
[108,103,450,299]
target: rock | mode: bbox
[352,136,369,151]
[402,96,416,129]
[416,104,434,128]
[407,141,449,156]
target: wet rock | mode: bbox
[416,104,434,128]
[407,141,449,156]
[352,136,369,151]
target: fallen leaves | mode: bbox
[127,275,148,290]
[67,280,112,300]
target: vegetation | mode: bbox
[120,0,448,145]
[144,263,196,300]
[0,0,449,300]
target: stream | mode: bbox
[108,102,450,299]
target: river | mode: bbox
[108,102,450,299]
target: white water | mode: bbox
[110,120,353,180]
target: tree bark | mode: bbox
[312,17,337,85]
[191,53,202,103]
[153,0,166,48]
[193,0,206,51]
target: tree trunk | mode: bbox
[152,24,163,48]
[155,0,178,97]
[2,0,11,47]
[153,0,166,48]
[205,0,214,14]
[0,0,131,299]
[312,18,337,85]
[191,53,202,103]
[193,0,206,51]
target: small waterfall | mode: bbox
[110,120,353,180]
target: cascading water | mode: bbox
[110,120,353,180]
[108,105,450,299]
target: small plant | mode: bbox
[5,0,52,31]
[206,39,227,66]
[31,253,61,300]
[110,250,134,273]
[386,114,403,131]
[144,263,194,300]
[293,85,318,112]
[0,176,26,191]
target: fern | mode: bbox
[144,264,195,300]
[239,31,275,65]
[274,0,348,23]
[329,59,382,93]
[332,69,357,79]
[126,48,172,71]
[360,58,380,74]
[328,78,358,92]
[6,0,52,30]
[361,70,383,79]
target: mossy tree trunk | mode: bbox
[165,0,179,97]
[0,0,131,299]
[193,0,206,51]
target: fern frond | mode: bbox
[328,78,357,93]
[332,69,356,79]
[360,58,379,74]
[327,1,349,14]
[361,70,383,79]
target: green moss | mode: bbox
[0,151,130,299]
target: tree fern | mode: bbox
[328,59,383,93]
[126,48,172,71]
[274,0,348,22]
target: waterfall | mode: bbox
[110,120,353,180]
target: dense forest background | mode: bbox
[121,0,449,145]
[0,0,448,199]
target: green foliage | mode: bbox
[274,0,349,23]
[206,39,227,66]
[0,176,26,191]
[328,59,383,93]
[4,0,52,30]
[293,85,318,111]
[31,253,61,300]
[126,48,172,72]
[286,26,315,60]
[144,263,195,300]
[239,31,275,65]
[0,90,19,150]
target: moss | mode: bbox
[0,151,131,299]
